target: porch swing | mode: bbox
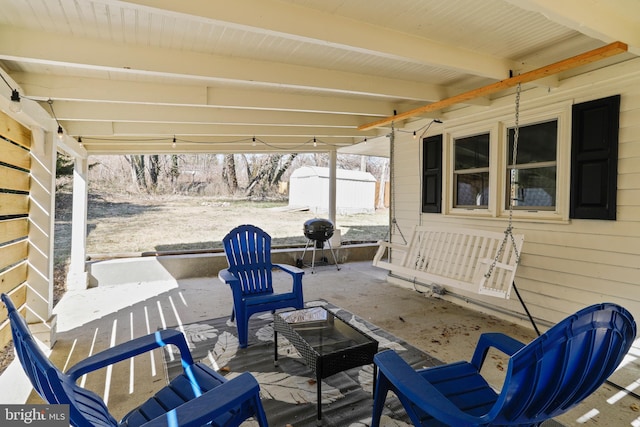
[373,84,525,305]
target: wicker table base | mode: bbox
[274,306,378,425]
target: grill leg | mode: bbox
[310,240,317,273]
[325,240,340,271]
[299,239,313,270]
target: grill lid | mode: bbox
[303,218,334,241]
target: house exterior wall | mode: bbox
[387,58,640,328]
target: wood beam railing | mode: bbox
[358,41,628,131]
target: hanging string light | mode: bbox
[0,73,22,113]
[46,99,64,140]
[73,135,370,151]
[9,89,21,113]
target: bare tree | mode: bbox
[148,155,160,190]
[169,155,180,191]
[222,154,238,193]
[125,155,147,190]
[246,153,297,197]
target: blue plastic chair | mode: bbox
[1,293,268,427]
[219,224,304,348]
[372,303,636,427]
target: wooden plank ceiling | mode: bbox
[0,0,638,156]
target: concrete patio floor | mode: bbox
[11,260,640,426]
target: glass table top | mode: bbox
[278,307,375,355]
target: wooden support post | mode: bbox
[358,41,628,131]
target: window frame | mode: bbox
[453,132,491,209]
[442,103,571,221]
[444,123,499,217]
[506,119,558,212]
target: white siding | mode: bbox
[289,166,376,215]
[388,58,640,328]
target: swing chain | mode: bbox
[385,124,407,244]
[485,83,522,279]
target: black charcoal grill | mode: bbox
[298,218,340,272]
[303,218,334,247]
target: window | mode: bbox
[506,120,557,211]
[453,133,489,208]
[431,101,576,220]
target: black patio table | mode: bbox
[273,306,379,425]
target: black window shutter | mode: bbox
[422,134,443,213]
[570,95,620,220]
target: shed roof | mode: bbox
[290,166,376,182]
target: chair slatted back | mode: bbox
[495,303,636,424]
[1,294,117,427]
[2,294,58,403]
[223,225,274,296]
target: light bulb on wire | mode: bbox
[9,89,21,113]
[57,125,64,140]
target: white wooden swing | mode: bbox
[374,84,525,301]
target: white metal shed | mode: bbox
[289,166,376,215]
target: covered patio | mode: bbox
[1,260,638,426]
[1,1,640,425]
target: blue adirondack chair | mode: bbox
[1,293,268,427]
[219,224,304,348]
[372,302,636,427]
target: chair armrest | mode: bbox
[218,269,246,304]
[66,329,194,380]
[375,350,482,426]
[218,268,239,285]
[273,263,304,276]
[140,372,262,427]
[373,240,410,266]
[470,332,526,370]
[274,263,304,294]
[377,240,409,251]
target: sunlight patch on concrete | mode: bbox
[53,279,179,332]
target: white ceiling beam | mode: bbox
[115,0,514,80]
[15,73,208,105]
[14,73,404,117]
[50,101,381,128]
[510,0,640,54]
[63,121,379,138]
[0,26,445,101]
